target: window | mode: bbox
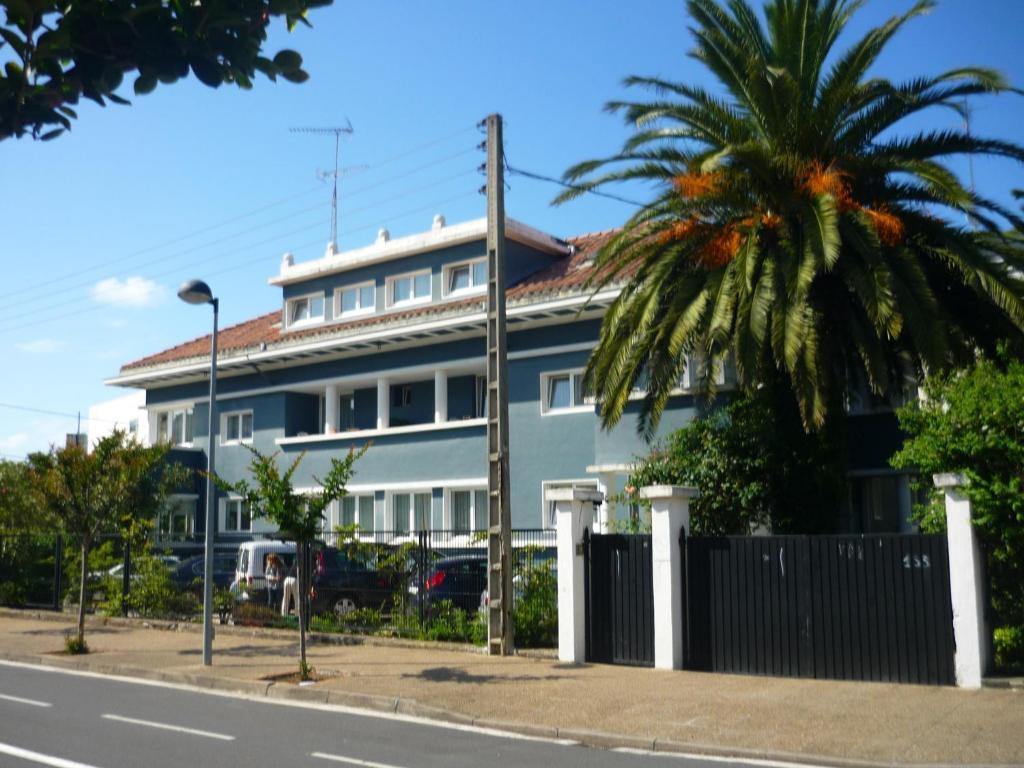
[386,270,431,307]
[223,498,252,533]
[222,410,254,445]
[450,489,488,534]
[155,407,193,446]
[540,370,589,414]
[339,494,375,532]
[391,384,412,408]
[286,292,325,328]
[336,282,375,318]
[444,259,487,296]
[541,480,598,529]
[390,491,431,533]
[474,375,488,419]
[158,496,196,540]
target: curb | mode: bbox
[983,677,1024,691]
[0,649,982,768]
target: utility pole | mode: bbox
[483,114,513,655]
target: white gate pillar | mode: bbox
[551,487,603,663]
[934,473,989,688]
[641,484,698,671]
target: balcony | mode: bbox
[277,367,487,447]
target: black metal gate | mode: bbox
[686,534,956,685]
[584,530,654,666]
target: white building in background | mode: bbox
[87,390,147,450]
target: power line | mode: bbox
[0,165,480,326]
[4,124,478,302]
[0,402,119,424]
[0,187,481,336]
[505,165,645,207]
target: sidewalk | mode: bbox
[0,610,1021,767]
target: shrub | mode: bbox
[994,626,1024,672]
[512,560,558,648]
[64,632,88,655]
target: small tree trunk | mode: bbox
[77,541,89,647]
[297,541,307,675]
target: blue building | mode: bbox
[107,215,912,546]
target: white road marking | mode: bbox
[0,692,52,707]
[311,753,406,768]
[613,747,831,768]
[101,713,235,741]
[0,741,104,768]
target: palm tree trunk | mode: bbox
[77,541,88,647]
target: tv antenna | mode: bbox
[290,121,364,248]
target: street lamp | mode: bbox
[177,279,218,667]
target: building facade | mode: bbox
[107,215,910,548]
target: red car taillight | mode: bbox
[425,570,445,591]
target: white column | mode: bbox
[596,472,618,533]
[376,377,390,430]
[551,487,603,663]
[324,384,339,435]
[434,370,447,424]
[641,484,698,671]
[934,473,989,688]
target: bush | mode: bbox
[994,626,1024,672]
[893,353,1024,648]
[99,551,196,619]
[64,633,88,655]
[512,559,558,648]
[623,381,845,534]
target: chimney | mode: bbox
[281,252,295,271]
[377,228,390,244]
[432,214,446,230]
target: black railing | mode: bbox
[0,528,558,648]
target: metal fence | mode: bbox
[0,528,558,648]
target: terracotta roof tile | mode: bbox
[120,229,617,373]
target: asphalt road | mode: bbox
[0,661,783,768]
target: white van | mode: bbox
[232,540,296,596]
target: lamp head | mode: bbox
[177,279,215,305]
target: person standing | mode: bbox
[265,553,284,610]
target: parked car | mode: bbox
[169,553,238,594]
[419,555,488,616]
[231,541,296,603]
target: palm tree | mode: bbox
[558,0,1024,436]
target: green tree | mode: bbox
[27,432,185,651]
[625,382,844,534]
[558,0,1024,438]
[0,458,44,532]
[214,445,366,679]
[1,0,332,141]
[892,353,1024,666]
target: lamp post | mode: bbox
[177,279,218,667]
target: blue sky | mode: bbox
[1,0,1022,457]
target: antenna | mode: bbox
[290,122,356,248]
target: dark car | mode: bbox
[169,553,238,594]
[306,546,391,618]
[420,555,488,615]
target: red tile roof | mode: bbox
[120,229,617,373]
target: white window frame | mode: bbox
[221,409,254,446]
[474,375,488,419]
[334,281,376,319]
[445,486,488,534]
[154,406,194,447]
[385,269,432,309]
[285,291,325,329]
[221,496,252,534]
[442,258,487,298]
[336,493,375,532]
[158,494,197,539]
[540,479,598,530]
[386,489,433,533]
[540,369,591,415]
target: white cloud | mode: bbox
[91,276,165,308]
[0,432,30,454]
[16,338,66,354]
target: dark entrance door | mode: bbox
[686,534,956,685]
[585,531,654,666]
